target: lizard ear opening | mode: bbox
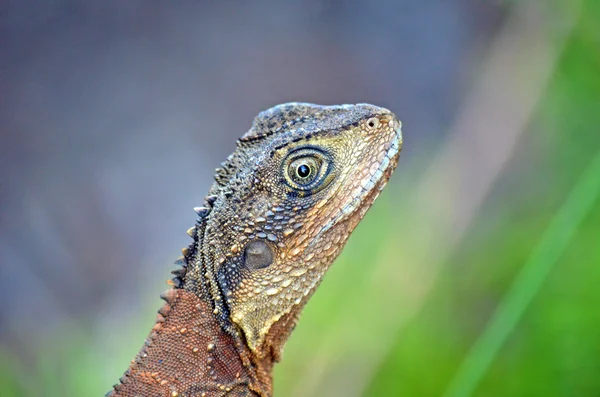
[243,241,274,270]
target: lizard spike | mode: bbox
[171,268,186,278]
[194,206,210,217]
[206,195,218,206]
[181,247,190,256]
[157,304,171,317]
[154,313,165,324]
[160,289,177,304]
[174,257,186,267]
[166,277,182,288]
[186,227,196,237]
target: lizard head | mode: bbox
[194,103,402,355]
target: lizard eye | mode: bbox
[283,148,331,191]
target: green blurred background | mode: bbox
[1,0,599,396]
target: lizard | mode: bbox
[107,102,403,397]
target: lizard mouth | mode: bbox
[312,121,402,240]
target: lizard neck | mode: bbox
[108,287,273,397]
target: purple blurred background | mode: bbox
[0,0,502,384]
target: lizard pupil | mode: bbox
[297,164,310,178]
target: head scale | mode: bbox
[187,103,402,355]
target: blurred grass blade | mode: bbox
[443,148,600,397]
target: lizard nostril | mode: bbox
[366,117,380,130]
[243,241,274,270]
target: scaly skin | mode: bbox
[108,103,403,396]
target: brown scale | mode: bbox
[107,288,263,397]
[108,103,403,396]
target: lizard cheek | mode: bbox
[243,241,274,270]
